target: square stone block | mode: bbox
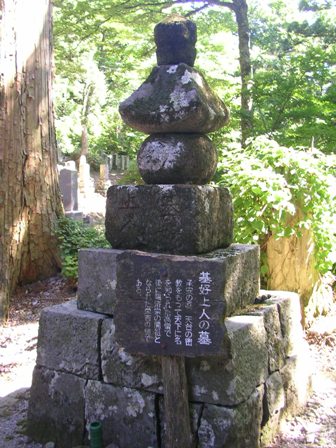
[186,314,268,406]
[105,184,233,254]
[77,248,124,315]
[198,386,263,448]
[27,366,86,448]
[36,300,105,379]
[115,245,259,357]
[265,291,305,357]
[85,381,158,448]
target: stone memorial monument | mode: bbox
[28,15,311,448]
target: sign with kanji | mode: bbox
[114,251,228,357]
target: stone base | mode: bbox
[105,184,233,254]
[27,291,311,448]
[77,245,259,318]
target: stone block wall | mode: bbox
[28,291,311,448]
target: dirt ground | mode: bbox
[0,276,335,448]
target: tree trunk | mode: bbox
[0,0,63,321]
[232,0,253,147]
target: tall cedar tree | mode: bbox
[0,0,63,321]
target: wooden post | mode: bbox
[161,356,194,448]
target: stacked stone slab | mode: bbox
[106,15,232,255]
[28,15,311,448]
[28,256,311,447]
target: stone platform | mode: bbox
[27,294,311,448]
[27,248,311,447]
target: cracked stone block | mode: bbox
[27,366,85,448]
[261,371,286,446]
[265,291,305,357]
[186,315,268,406]
[101,318,163,392]
[77,248,124,315]
[36,300,104,379]
[280,353,312,417]
[85,381,157,448]
[247,298,286,373]
[198,385,263,448]
[115,246,259,357]
[119,63,229,134]
[137,133,217,185]
[105,185,233,254]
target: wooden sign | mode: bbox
[114,250,227,357]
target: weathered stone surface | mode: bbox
[119,63,229,134]
[85,381,157,448]
[248,298,286,373]
[186,315,268,405]
[114,246,259,357]
[137,133,217,185]
[101,318,163,392]
[27,367,85,448]
[280,353,312,417]
[198,386,263,448]
[77,248,123,315]
[36,300,104,378]
[154,15,197,66]
[105,185,233,254]
[265,291,305,357]
[261,371,286,446]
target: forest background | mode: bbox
[0,0,335,323]
[53,0,336,324]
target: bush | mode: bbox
[216,136,336,277]
[56,217,110,280]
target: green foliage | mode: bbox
[250,0,336,153]
[56,217,110,279]
[117,160,144,185]
[217,137,336,276]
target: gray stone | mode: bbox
[85,381,158,448]
[119,63,229,134]
[154,15,197,66]
[36,300,104,378]
[137,133,217,185]
[247,298,286,373]
[186,314,268,406]
[114,246,259,357]
[265,291,305,357]
[105,185,233,254]
[280,353,312,417]
[198,386,263,448]
[59,167,78,211]
[261,371,286,446]
[27,367,85,448]
[101,318,163,392]
[77,248,124,315]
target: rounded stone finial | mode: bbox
[154,14,197,66]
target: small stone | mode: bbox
[44,443,56,448]
[137,133,217,184]
[119,63,229,134]
[154,14,197,66]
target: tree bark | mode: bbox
[232,0,253,147]
[0,0,63,321]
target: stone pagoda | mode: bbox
[28,16,311,448]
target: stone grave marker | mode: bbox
[107,14,237,448]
